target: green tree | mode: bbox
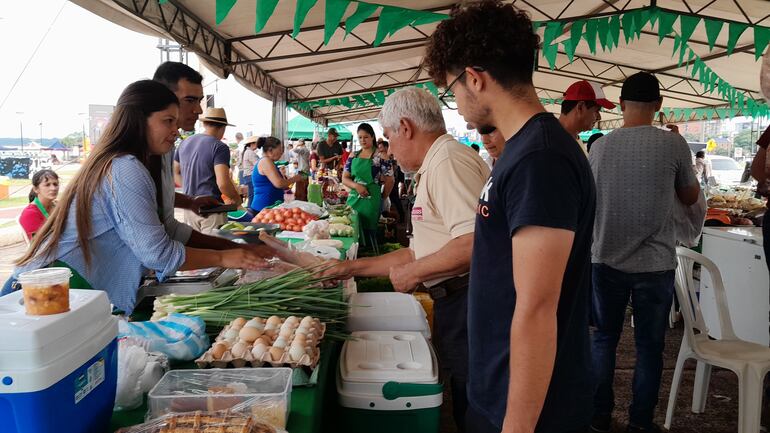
[60,131,84,148]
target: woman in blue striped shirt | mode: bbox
[10,80,264,313]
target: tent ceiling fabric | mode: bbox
[72,0,770,127]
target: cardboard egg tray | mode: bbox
[196,318,326,370]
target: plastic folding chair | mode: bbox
[665,247,770,433]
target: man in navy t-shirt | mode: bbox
[425,2,596,432]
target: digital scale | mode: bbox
[136,267,240,302]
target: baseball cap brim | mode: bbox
[596,98,616,110]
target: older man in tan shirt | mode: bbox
[328,87,489,432]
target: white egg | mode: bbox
[231,342,250,359]
[273,337,287,349]
[295,326,309,336]
[300,316,314,328]
[251,343,268,359]
[244,319,264,330]
[264,323,277,331]
[225,328,240,340]
[286,315,299,324]
[289,345,305,362]
[279,322,294,335]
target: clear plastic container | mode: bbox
[17,267,72,315]
[147,368,292,429]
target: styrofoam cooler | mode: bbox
[0,289,118,433]
[337,331,442,433]
[347,292,431,338]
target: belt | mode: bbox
[422,274,469,300]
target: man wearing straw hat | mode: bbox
[174,107,242,234]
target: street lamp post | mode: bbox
[15,112,23,152]
[77,112,87,149]
[39,122,43,150]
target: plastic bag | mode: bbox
[118,313,209,361]
[115,343,147,411]
[274,200,324,216]
[291,240,342,260]
[674,190,707,247]
[302,219,330,239]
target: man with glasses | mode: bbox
[426,2,596,432]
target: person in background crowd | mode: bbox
[292,139,311,201]
[377,139,390,160]
[479,127,506,168]
[586,132,604,153]
[340,141,351,169]
[4,80,264,307]
[239,135,259,209]
[174,107,242,234]
[153,61,257,252]
[425,1,596,432]
[589,72,700,433]
[341,123,394,244]
[317,128,343,170]
[559,80,615,155]
[250,137,304,212]
[750,126,770,271]
[309,142,320,175]
[326,87,489,433]
[387,158,406,223]
[232,132,244,177]
[19,169,59,240]
[470,143,480,153]
[694,150,712,186]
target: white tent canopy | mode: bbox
[71,0,769,131]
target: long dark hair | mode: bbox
[28,169,59,202]
[357,123,376,152]
[258,136,282,153]
[18,80,178,268]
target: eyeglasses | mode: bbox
[438,66,485,110]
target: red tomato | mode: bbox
[280,223,287,230]
[274,214,284,222]
[292,207,301,215]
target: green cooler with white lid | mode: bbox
[337,331,442,433]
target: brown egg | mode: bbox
[211,343,228,360]
[254,337,269,347]
[266,316,282,328]
[239,327,261,343]
[292,334,307,345]
[231,317,247,328]
[269,346,285,362]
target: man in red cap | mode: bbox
[559,80,616,153]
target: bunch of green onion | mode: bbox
[152,267,349,338]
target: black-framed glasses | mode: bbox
[438,66,485,110]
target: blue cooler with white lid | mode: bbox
[0,288,118,433]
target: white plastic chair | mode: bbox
[665,247,770,433]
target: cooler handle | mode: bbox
[382,381,443,400]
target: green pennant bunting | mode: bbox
[678,43,688,67]
[216,0,238,25]
[756,26,770,60]
[686,49,696,70]
[343,2,378,36]
[646,7,659,27]
[597,17,610,51]
[679,15,700,46]
[423,81,439,96]
[684,108,693,120]
[293,0,319,38]
[671,34,681,57]
[255,0,279,33]
[570,20,585,51]
[657,10,677,42]
[562,38,576,63]
[543,21,564,47]
[621,10,636,43]
[609,15,621,49]
[673,108,683,120]
[703,19,723,51]
[373,6,413,47]
[353,95,366,106]
[374,91,386,105]
[710,70,719,92]
[584,19,598,54]
[410,10,446,27]
[543,43,559,69]
[363,93,377,105]
[324,0,349,45]
[340,97,352,108]
[726,22,749,55]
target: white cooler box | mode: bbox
[337,331,442,433]
[347,292,430,338]
[0,289,118,433]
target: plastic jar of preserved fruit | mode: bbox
[17,267,72,315]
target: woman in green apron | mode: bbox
[342,123,395,247]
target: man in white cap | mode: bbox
[174,107,242,234]
[559,80,616,154]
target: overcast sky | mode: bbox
[0,0,471,142]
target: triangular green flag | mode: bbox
[373,6,414,47]
[684,108,693,120]
[657,10,677,42]
[597,17,610,51]
[543,21,564,47]
[703,19,723,51]
[255,0,279,34]
[754,26,770,60]
[340,97,352,108]
[423,82,439,96]
[543,43,559,70]
[686,49,696,70]
[216,0,238,25]
[671,34,681,57]
[710,69,719,92]
[343,1,378,36]
[621,11,637,43]
[609,15,621,49]
[353,95,366,106]
[726,22,749,55]
[411,11,447,27]
[584,19,598,54]
[562,38,576,63]
[570,20,585,51]
[636,9,652,38]
[679,15,700,46]
[293,0,319,38]
[678,43,688,67]
[673,108,683,120]
[363,93,377,105]
[374,91,386,106]
[324,0,349,45]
